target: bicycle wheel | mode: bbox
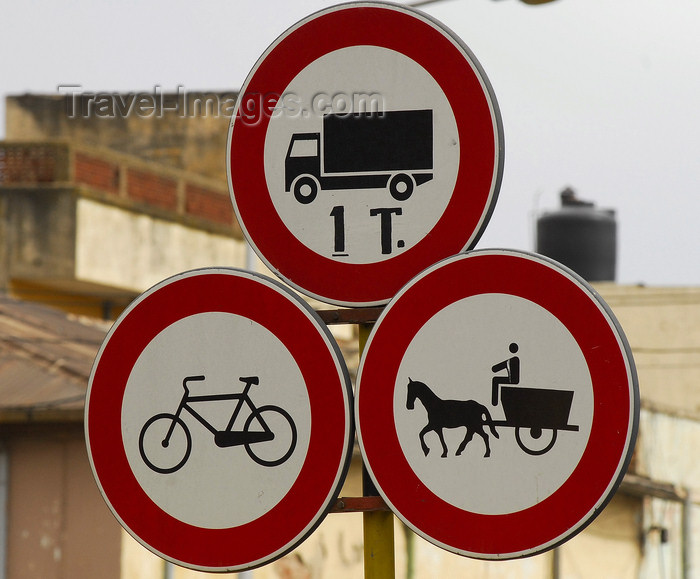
[139,413,192,474]
[244,406,297,467]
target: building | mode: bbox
[1,95,243,318]
[0,296,118,578]
[0,94,698,579]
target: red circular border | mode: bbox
[85,269,353,571]
[228,4,502,306]
[356,251,638,558]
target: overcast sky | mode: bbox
[2,0,699,286]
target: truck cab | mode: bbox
[285,133,321,203]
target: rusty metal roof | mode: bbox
[0,297,366,424]
[0,295,108,422]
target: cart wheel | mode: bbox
[515,427,557,456]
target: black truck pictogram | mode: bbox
[285,109,433,204]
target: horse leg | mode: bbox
[436,428,449,458]
[418,425,432,456]
[456,427,474,456]
[475,426,491,458]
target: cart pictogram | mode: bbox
[406,343,579,458]
[139,375,298,473]
[490,342,579,455]
[493,385,579,456]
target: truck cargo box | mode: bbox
[323,110,433,174]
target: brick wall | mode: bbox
[74,153,119,193]
[185,184,234,226]
[0,141,240,237]
[0,143,69,184]
[126,168,178,211]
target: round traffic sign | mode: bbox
[228,2,504,307]
[85,268,353,572]
[356,250,639,559]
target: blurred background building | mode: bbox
[0,93,698,579]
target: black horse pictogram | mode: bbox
[406,378,499,458]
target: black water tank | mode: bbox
[536,188,617,282]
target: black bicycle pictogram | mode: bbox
[139,375,297,474]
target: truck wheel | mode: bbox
[389,173,414,201]
[292,175,319,204]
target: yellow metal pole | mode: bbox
[359,323,395,579]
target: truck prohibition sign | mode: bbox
[227,2,504,306]
[285,109,434,204]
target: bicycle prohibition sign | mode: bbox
[139,375,298,473]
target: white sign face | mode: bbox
[356,250,639,560]
[122,312,310,529]
[394,293,594,516]
[86,269,353,572]
[263,45,459,264]
[228,2,504,306]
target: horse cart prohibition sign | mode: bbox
[356,250,639,560]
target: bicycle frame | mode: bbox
[164,376,269,443]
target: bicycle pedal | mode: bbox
[215,430,274,447]
[214,431,247,447]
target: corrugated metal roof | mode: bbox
[0,295,108,422]
[0,296,363,423]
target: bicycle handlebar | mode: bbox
[182,375,259,390]
[183,375,206,388]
